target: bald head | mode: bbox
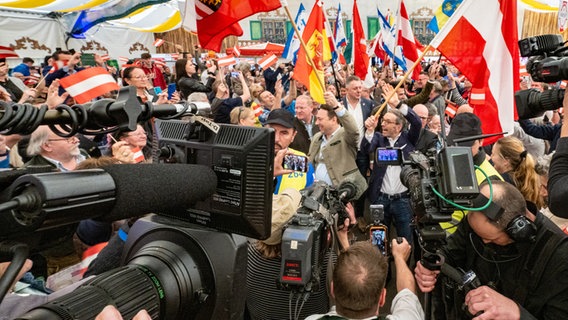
[413,104,429,128]
[456,104,473,115]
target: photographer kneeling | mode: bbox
[415,180,568,319]
[305,239,424,320]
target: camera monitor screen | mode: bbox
[156,120,275,239]
[376,148,403,166]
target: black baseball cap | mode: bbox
[264,109,295,129]
[447,112,483,147]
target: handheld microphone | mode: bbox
[0,164,217,238]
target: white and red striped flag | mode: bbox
[118,56,130,63]
[398,0,422,80]
[170,53,179,60]
[131,146,145,163]
[445,101,459,118]
[469,88,486,106]
[431,0,518,145]
[232,45,241,57]
[49,60,68,74]
[0,46,18,58]
[25,72,41,86]
[59,67,119,104]
[217,55,237,68]
[100,54,110,62]
[152,58,167,68]
[153,38,165,47]
[258,54,278,70]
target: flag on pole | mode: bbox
[323,9,338,63]
[153,38,165,47]
[0,46,18,58]
[170,53,179,60]
[377,7,406,68]
[217,55,237,68]
[352,0,369,80]
[59,67,119,104]
[282,3,307,64]
[49,60,68,74]
[334,4,347,48]
[397,0,422,80]
[292,0,332,104]
[187,0,282,52]
[431,0,518,145]
[258,54,278,70]
[428,0,463,33]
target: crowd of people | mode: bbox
[1,45,568,320]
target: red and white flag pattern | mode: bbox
[49,60,68,74]
[170,53,179,60]
[100,55,110,62]
[153,38,165,47]
[25,72,41,85]
[258,54,278,70]
[397,0,422,80]
[431,0,518,145]
[152,58,167,68]
[118,56,130,63]
[233,45,241,57]
[0,46,18,58]
[131,146,145,163]
[217,55,237,68]
[59,67,119,104]
[469,88,486,106]
[445,101,459,118]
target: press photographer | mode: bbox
[414,181,568,319]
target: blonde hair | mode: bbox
[495,136,543,208]
[229,106,253,125]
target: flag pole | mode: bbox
[281,2,326,93]
[374,44,431,117]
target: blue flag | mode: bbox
[70,0,170,39]
[282,3,307,64]
[428,0,463,33]
[377,7,406,69]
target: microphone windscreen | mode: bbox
[102,164,217,221]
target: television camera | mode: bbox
[0,87,275,319]
[516,34,568,119]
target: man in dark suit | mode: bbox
[290,94,319,154]
[341,76,376,219]
[413,104,438,153]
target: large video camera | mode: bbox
[277,181,347,293]
[376,147,478,242]
[516,34,567,119]
[0,90,276,319]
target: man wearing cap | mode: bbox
[265,108,314,194]
[415,180,568,320]
[441,112,503,234]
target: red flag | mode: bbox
[131,146,145,163]
[292,0,332,104]
[170,53,179,60]
[431,0,518,145]
[217,55,237,68]
[59,67,119,104]
[352,0,369,80]
[100,55,110,62]
[49,60,68,74]
[194,0,281,52]
[445,100,459,118]
[0,46,18,58]
[398,1,422,80]
[118,56,130,63]
[258,54,278,70]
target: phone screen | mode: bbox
[370,227,388,256]
[167,83,176,99]
[283,154,308,172]
[376,148,403,166]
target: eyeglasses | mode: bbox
[381,119,398,125]
[48,137,78,143]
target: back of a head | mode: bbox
[333,242,388,319]
[480,180,527,230]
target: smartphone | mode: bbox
[167,83,176,99]
[376,147,403,166]
[231,71,240,78]
[80,53,96,67]
[153,86,162,95]
[283,154,308,172]
[370,225,389,256]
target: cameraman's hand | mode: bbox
[414,261,439,293]
[95,305,151,320]
[337,202,355,250]
[465,286,520,320]
[391,238,411,262]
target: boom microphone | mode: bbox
[337,171,368,202]
[0,164,217,238]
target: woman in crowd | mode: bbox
[122,66,167,104]
[175,58,214,100]
[229,106,256,126]
[110,124,151,163]
[491,135,543,208]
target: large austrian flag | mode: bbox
[431,0,519,145]
[59,67,119,104]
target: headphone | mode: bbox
[472,194,537,242]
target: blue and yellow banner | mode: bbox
[428,0,463,33]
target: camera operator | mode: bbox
[305,239,424,320]
[415,180,568,319]
[245,188,355,320]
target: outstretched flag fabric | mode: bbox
[59,67,119,104]
[292,0,331,104]
[431,0,518,145]
[428,0,463,33]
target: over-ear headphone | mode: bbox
[472,194,537,242]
